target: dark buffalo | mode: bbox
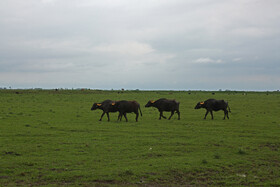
[194,99,231,120]
[91,100,119,121]
[115,100,142,122]
[145,98,180,120]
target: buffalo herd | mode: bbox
[91,98,231,122]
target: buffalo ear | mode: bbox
[111,103,115,105]
[97,103,102,106]
[151,100,155,103]
[200,102,204,105]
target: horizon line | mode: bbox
[0,87,279,92]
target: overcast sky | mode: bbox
[0,0,279,90]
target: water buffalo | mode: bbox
[145,98,180,120]
[114,100,142,122]
[194,99,231,120]
[91,100,119,121]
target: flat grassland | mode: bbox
[0,90,279,186]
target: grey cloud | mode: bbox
[0,0,279,90]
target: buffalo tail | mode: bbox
[227,102,231,113]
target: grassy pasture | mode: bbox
[0,89,279,186]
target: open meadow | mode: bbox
[0,89,279,186]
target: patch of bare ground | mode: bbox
[259,142,280,151]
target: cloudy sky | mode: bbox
[0,0,279,90]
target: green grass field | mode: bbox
[0,89,279,186]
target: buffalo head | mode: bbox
[145,100,155,107]
[91,103,102,110]
[194,102,205,109]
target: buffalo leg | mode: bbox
[210,111,214,120]
[168,111,174,120]
[117,113,121,121]
[106,112,110,121]
[223,110,226,120]
[204,110,209,119]
[118,113,123,121]
[224,109,229,119]
[159,111,166,120]
[124,113,128,122]
[177,110,180,120]
[135,112,139,122]
[99,112,106,121]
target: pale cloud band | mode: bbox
[194,58,223,64]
